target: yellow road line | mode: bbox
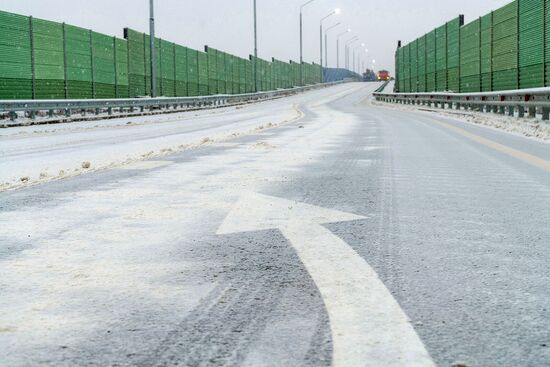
[426,117,550,172]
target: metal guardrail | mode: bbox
[374,87,550,120]
[0,81,344,126]
[374,81,391,93]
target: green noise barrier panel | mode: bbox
[480,14,493,91]
[92,31,116,98]
[64,25,92,99]
[460,19,481,92]
[492,1,519,91]
[447,17,461,92]
[417,36,426,92]
[187,48,199,97]
[115,38,129,98]
[144,34,161,97]
[410,40,418,92]
[0,11,32,99]
[0,9,329,100]
[206,46,218,95]
[239,58,246,93]
[519,0,545,88]
[174,44,188,97]
[435,24,448,91]
[426,30,436,91]
[32,18,65,99]
[125,28,146,97]
[160,39,175,97]
[396,0,550,92]
[198,51,208,96]
[216,50,226,94]
[246,58,253,92]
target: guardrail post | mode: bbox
[48,109,54,118]
[9,111,17,121]
[499,106,505,115]
[543,107,550,121]
[65,109,71,118]
[528,107,536,118]
[507,106,514,116]
[518,106,525,118]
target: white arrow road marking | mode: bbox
[217,192,435,367]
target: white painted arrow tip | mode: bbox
[217,192,366,235]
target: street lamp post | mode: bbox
[254,0,258,92]
[324,23,341,67]
[336,29,351,69]
[352,43,365,73]
[300,0,316,85]
[149,0,157,97]
[319,9,340,82]
[345,37,359,70]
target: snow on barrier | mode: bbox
[0,81,345,127]
[374,87,550,120]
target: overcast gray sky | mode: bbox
[3,1,511,75]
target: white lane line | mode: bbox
[217,192,435,367]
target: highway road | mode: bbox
[1,82,549,366]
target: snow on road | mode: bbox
[0,84,382,366]
[0,83,367,192]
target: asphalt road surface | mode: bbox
[1,83,549,367]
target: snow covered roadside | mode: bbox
[371,98,550,141]
[0,83,371,192]
[0,104,303,192]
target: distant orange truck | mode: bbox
[377,70,390,81]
